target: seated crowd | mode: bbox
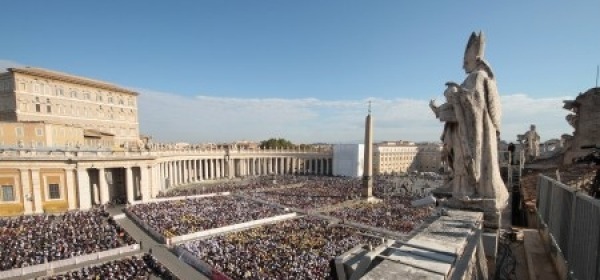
[0,208,135,271]
[327,196,431,233]
[155,175,308,198]
[128,196,287,238]
[38,254,179,280]
[179,217,382,280]
[249,177,363,210]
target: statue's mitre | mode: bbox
[465,31,485,60]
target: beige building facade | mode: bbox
[373,141,418,175]
[0,149,333,216]
[0,67,139,147]
[414,142,443,172]
[372,141,443,175]
[0,67,335,217]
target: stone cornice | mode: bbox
[9,67,138,96]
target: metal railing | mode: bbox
[537,175,600,280]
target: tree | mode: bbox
[259,138,295,149]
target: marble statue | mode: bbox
[522,124,540,162]
[429,31,508,212]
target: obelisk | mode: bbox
[362,102,373,199]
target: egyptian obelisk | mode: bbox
[362,102,373,199]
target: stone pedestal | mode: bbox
[444,197,503,259]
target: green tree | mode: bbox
[259,138,295,149]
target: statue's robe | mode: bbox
[442,63,508,210]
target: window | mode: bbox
[47,105,52,113]
[48,184,60,199]
[1,185,14,202]
[36,128,43,136]
[20,83,26,91]
[15,127,24,137]
[36,104,41,112]
[107,96,113,104]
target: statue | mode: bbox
[429,31,508,212]
[522,124,541,162]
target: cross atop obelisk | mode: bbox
[362,101,373,199]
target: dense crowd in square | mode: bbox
[326,196,431,233]
[127,196,288,238]
[37,254,179,280]
[0,208,136,271]
[155,175,309,198]
[179,217,383,280]
[248,177,363,210]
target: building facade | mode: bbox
[0,149,333,216]
[373,141,419,175]
[0,67,139,147]
[372,141,443,175]
[414,142,443,172]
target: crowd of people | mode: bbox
[179,217,383,280]
[38,254,179,280]
[0,208,136,271]
[248,177,363,210]
[327,196,431,233]
[128,196,287,238]
[155,175,308,198]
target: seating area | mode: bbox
[248,177,363,209]
[0,208,136,271]
[155,175,309,197]
[127,196,287,238]
[326,196,431,233]
[37,254,179,280]
[179,217,383,280]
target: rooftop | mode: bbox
[7,67,138,96]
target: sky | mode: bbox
[1,1,599,144]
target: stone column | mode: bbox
[203,160,208,180]
[176,161,181,185]
[20,169,33,214]
[77,168,92,210]
[65,168,77,210]
[216,159,221,179]
[168,162,174,188]
[154,164,161,196]
[30,169,43,213]
[140,166,151,202]
[291,158,296,175]
[320,159,325,175]
[192,160,197,182]
[198,160,203,180]
[183,160,188,184]
[212,159,217,179]
[99,168,109,204]
[125,166,134,204]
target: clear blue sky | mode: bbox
[2,1,599,143]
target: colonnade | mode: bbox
[154,156,332,189]
[0,155,333,215]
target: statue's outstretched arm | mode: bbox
[429,99,440,117]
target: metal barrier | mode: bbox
[537,175,600,280]
[0,244,139,279]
